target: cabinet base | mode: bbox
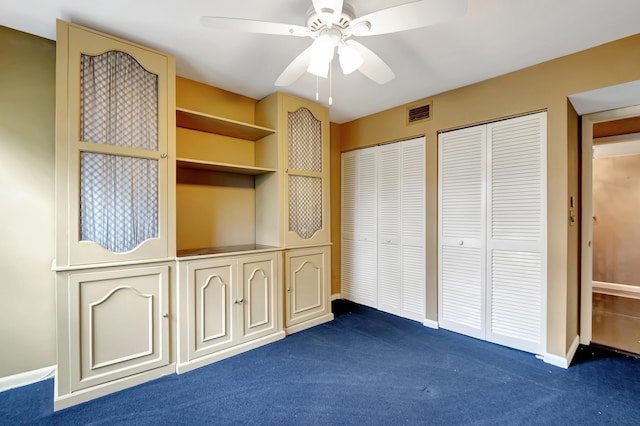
[54,364,175,411]
[285,313,334,335]
[176,331,286,374]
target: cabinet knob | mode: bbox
[234,298,244,304]
[160,153,167,159]
[162,313,169,318]
[458,240,464,246]
[287,288,291,293]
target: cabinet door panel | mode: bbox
[188,259,235,359]
[285,247,329,327]
[69,265,169,392]
[58,22,173,266]
[239,254,279,342]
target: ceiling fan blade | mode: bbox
[275,45,314,86]
[312,0,344,27]
[346,40,395,84]
[350,0,468,36]
[201,16,311,37]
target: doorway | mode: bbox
[581,105,640,355]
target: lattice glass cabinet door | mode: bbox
[56,22,174,266]
[283,97,330,247]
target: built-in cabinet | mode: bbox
[54,20,176,410]
[54,22,333,410]
[438,112,547,355]
[176,250,282,373]
[256,93,334,334]
[284,245,332,333]
[341,137,426,322]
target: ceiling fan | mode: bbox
[201,0,468,87]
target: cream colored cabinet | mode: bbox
[284,246,333,334]
[55,20,176,268]
[256,93,333,334]
[55,264,172,409]
[256,93,331,248]
[176,251,284,373]
[54,20,176,410]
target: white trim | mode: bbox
[592,281,640,300]
[422,318,439,329]
[543,335,580,369]
[330,293,342,301]
[592,135,640,158]
[0,365,56,393]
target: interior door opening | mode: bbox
[581,107,640,356]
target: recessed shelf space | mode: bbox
[176,158,276,175]
[176,107,275,141]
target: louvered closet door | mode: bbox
[486,112,546,354]
[438,126,486,339]
[400,138,426,321]
[340,151,357,302]
[377,144,402,315]
[354,147,378,308]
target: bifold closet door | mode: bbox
[341,147,378,308]
[378,138,425,321]
[485,113,547,354]
[438,126,487,339]
[438,112,546,354]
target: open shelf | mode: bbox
[176,107,275,141]
[176,158,276,175]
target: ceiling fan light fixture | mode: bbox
[338,43,363,74]
[309,33,335,63]
[307,56,330,78]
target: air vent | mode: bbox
[407,103,431,124]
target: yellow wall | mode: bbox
[175,77,261,250]
[0,26,56,377]
[338,33,640,358]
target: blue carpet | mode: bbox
[2,300,639,425]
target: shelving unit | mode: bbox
[176,107,274,140]
[176,158,276,175]
[175,94,280,254]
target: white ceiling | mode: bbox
[2,0,640,123]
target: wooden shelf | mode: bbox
[176,158,276,175]
[176,107,275,141]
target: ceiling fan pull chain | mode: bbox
[329,64,333,106]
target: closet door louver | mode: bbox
[486,113,546,354]
[340,151,357,302]
[400,138,426,321]
[340,148,377,308]
[377,144,402,314]
[438,126,486,339]
[355,148,378,308]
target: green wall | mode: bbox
[0,26,56,378]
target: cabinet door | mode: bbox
[282,95,330,246]
[238,253,280,343]
[56,21,175,267]
[285,246,330,327]
[185,257,236,360]
[68,265,169,392]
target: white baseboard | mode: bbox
[543,335,580,369]
[423,318,439,329]
[0,365,56,393]
[330,293,342,301]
